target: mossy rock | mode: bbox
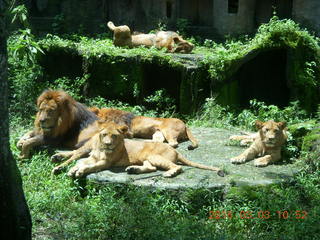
[301,124,320,152]
[287,120,317,149]
[87,127,299,190]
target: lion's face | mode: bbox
[256,120,286,147]
[37,99,61,134]
[173,37,194,53]
[174,41,194,53]
[98,122,128,152]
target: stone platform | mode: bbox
[87,127,299,190]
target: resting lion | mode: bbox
[229,132,257,146]
[230,120,287,167]
[67,121,224,178]
[107,21,194,53]
[17,90,99,159]
[89,107,198,150]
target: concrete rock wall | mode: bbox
[293,0,320,34]
[26,0,320,38]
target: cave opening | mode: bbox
[232,49,290,108]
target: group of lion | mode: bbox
[17,90,287,179]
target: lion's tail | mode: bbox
[177,152,225,177]
[186,127,198,150]
[107,21,116,31]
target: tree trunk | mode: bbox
[0,1,32,239]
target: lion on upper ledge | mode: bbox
[107,21,194,53]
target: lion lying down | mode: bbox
[66,121,224,178]
[17,90,99,159]
[230,120,287,167]
[107,21,194,53]
[89,107,198,150]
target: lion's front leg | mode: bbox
[17,130,35,150]
[19,134,44,159]
[51,151,74,163]
[230,146,258,164]
[68,157,110,178]
[254,152,281,167]
[52,146,91,175]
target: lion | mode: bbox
[17,90,99,159]
[89,107,198,150]
[107,21,194,53]
[229,132,258,146]
[88,107,135,138]
[230,120,287,167]
[66,121,224,178]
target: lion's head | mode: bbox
[173,37,194,53]
[35,90,76,137]
[256,120,287,147]
[96,121,128,152]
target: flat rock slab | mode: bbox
[87,127,299,190]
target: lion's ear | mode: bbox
[278,121,287,130]
[89,107,100,115]
[173,37,180,44]
[117,125,128,134]
[255,120,264,129]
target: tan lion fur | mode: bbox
[67,122,224,178]
[17,90,99,160]
[89,107,198,150]
[229,132,258,146]
[230,120,287,167]
[107,21,194,53]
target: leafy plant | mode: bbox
[9,4,44,64]
[176,18,189,36]
[11,4,29,27]
[8,29,44,64]
[144,89,176,117]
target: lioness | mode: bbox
[17,90,99,159]
[89,107,198,150]
[230,120,287,167]
[107,21,194,53]
[67,122,224,178]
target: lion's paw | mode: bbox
[162,170,177,178]
[254,159,269,167]
[230,156,247,164]
[52,166,64,175]
[18,152,30,159]
[125,166,140,174]
[51,153,65,163]
[67,166,79,178]
[17,141,24,150]
[74,168,85,178]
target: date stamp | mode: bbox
[208,210,308,220]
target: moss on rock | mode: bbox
[287,120,317,149]
[301,125,320,152]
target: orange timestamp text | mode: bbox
[208,210,308,220]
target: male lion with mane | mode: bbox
[89,107,198,150]
[230,120,287,167]
[67,121,224,178]
[17,90,99,160]
[107,21,194,53]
